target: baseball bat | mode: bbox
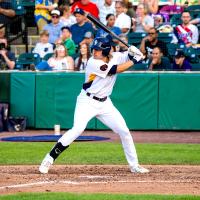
[84,12,130,48]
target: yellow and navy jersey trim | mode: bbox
[83,73,96,90]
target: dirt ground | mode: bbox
[0,130,200,195]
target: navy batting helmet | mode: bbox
[91,37,111,57]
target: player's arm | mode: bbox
[108,46,144,74]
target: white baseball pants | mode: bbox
[58,90,139,168]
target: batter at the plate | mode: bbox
[39,36,149,174]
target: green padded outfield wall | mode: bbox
[158,73,200,130]
[96,73,159,130]
[35,72,96,129]
[10,72,36,127]
[0,72,10,103]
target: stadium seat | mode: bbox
[191,63,200,71]
[128,32,147,46]
[15,53,41,70]
[42,53,54,61]
[185,5,200,12]
[18,0,35,7]
[170,14,182,27]
[158,33,173,43]
[128,63,148,71]
[186,48,200,64]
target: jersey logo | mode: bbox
[100,64,108,71]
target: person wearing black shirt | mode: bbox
[0,38,15,70]
[140,27,168,60]
[0,0,15,24]
[148,47,171,71]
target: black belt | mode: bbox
[86,92,107,102]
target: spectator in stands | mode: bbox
[132,3,154,33]
[96,0,115,25]
[148,47,171,70]
[32,30,54,59]
[35,0,58,32]
[173,11,199,47]
[140,27,168,60]
[48,44,74,70]
[0,38,15,70]
[43,9,64,44]
[172,49,192,71]
[80,31,94,46]
[0,0,16,25]
[116,34,128,52]
[59,4,76,27]
[71,8,94,46]
[114,1,131,35]
[139,0,158,14]
[71,0,99,18]
[0,24,5,39]
[75,43,91,71]
[56,26,76,56]
[96,13,121,38]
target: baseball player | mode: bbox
[39,36,149,174]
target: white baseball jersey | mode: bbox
[83,51,129,98]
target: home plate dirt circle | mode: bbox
[0,165,199,195]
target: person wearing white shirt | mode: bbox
[32,30,53,58]
[97,0,115,25]
[114,1,131,35]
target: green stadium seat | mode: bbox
[18,0,35,7]
[128,32,147,46]
[128,63,148,70]
[42,53,54,61]
[158,33,173,43]
[191,63,200,71]
[15,53,41,70]
[170,14,182,27]
[185,5,200,12]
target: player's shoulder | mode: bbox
[88,57,105,67]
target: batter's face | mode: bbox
[93,49,103,59]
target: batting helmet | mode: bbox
[91,37,111,57]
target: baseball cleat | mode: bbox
[130,165,149,173]
[39,153,54,174]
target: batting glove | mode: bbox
[128,45,144,63]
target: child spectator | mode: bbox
[172,49,192,71]
[32,30,54,59]
[56,26,76,56]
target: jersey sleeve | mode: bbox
[87,58,112,79]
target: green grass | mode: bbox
[0,142,199,165]
[0,193,199,200]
